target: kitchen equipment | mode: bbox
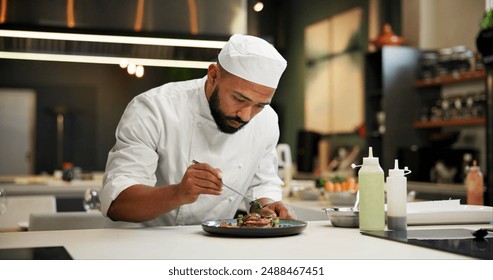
[0,246,73,260]
[406,199,493,225]
[276,143,293,185]
[353,147,385,231]
[472,228,493,239]
[324,191,359,227]
[324,207,359,228]
[363,228,493,260]
[83,189,101,212]
[466,160,484,205]
[386,160,411,231]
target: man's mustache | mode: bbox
[225,116,247,125]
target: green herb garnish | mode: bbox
[249,199,263,212]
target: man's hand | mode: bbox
[177,162,223,204]
[255,200,297,220]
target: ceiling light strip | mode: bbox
[0,29,227,49]
[0,51,211,69]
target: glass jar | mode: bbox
[419,51,438,80]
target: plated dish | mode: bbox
[202,219,307,237]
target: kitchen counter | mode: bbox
[0,177,104,212]
[0,221,490,259]
[0,179,102,198]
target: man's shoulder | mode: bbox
[150,77,204,98]
[248,105,279,139]
[256,105,278,122]
[129,77,202,107]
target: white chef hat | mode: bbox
[218,34,287,89]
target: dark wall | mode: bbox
[0,59,206,173]
[36,85,97,173]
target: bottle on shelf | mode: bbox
[62,162,74,182]
[386,159,411,231]
[465,160,484,205]
[352,147,385,231]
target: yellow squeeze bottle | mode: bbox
[357,147,385,231]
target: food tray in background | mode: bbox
[406,200,493,225]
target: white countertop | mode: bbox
[0,221,488,259]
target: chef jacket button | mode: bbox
[238,164,243,169]
[228,196,234,201]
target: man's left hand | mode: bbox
[257,201,297,220]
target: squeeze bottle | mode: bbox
[386,159,411,231]
[353,147,385,231]
[466,160,484,205]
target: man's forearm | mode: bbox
[106,184,183,223]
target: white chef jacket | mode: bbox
[100,76,283,226]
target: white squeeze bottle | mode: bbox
[353,147,385,231]
[386,159,411,231]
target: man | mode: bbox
[100,34,295,226]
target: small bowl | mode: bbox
[323,207,359,228]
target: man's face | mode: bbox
[208,85,247,134]
[206,65,276,134]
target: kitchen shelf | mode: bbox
[415,69,486,87]
[413,117,485,128]
[364,46,422,171]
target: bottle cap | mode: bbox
[362,147,380,166]
[63,162,73,170]
[468,160,480,172]
[388,159,412,177]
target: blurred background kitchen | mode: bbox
[0,0,491,221]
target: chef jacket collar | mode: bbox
[198,76,214,122]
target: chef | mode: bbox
[100,34,296,226]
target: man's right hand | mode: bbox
[176,162,223,204]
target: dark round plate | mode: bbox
[202,219,307,237]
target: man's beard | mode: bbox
[208,86,248,134]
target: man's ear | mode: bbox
[207,64,219,85]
